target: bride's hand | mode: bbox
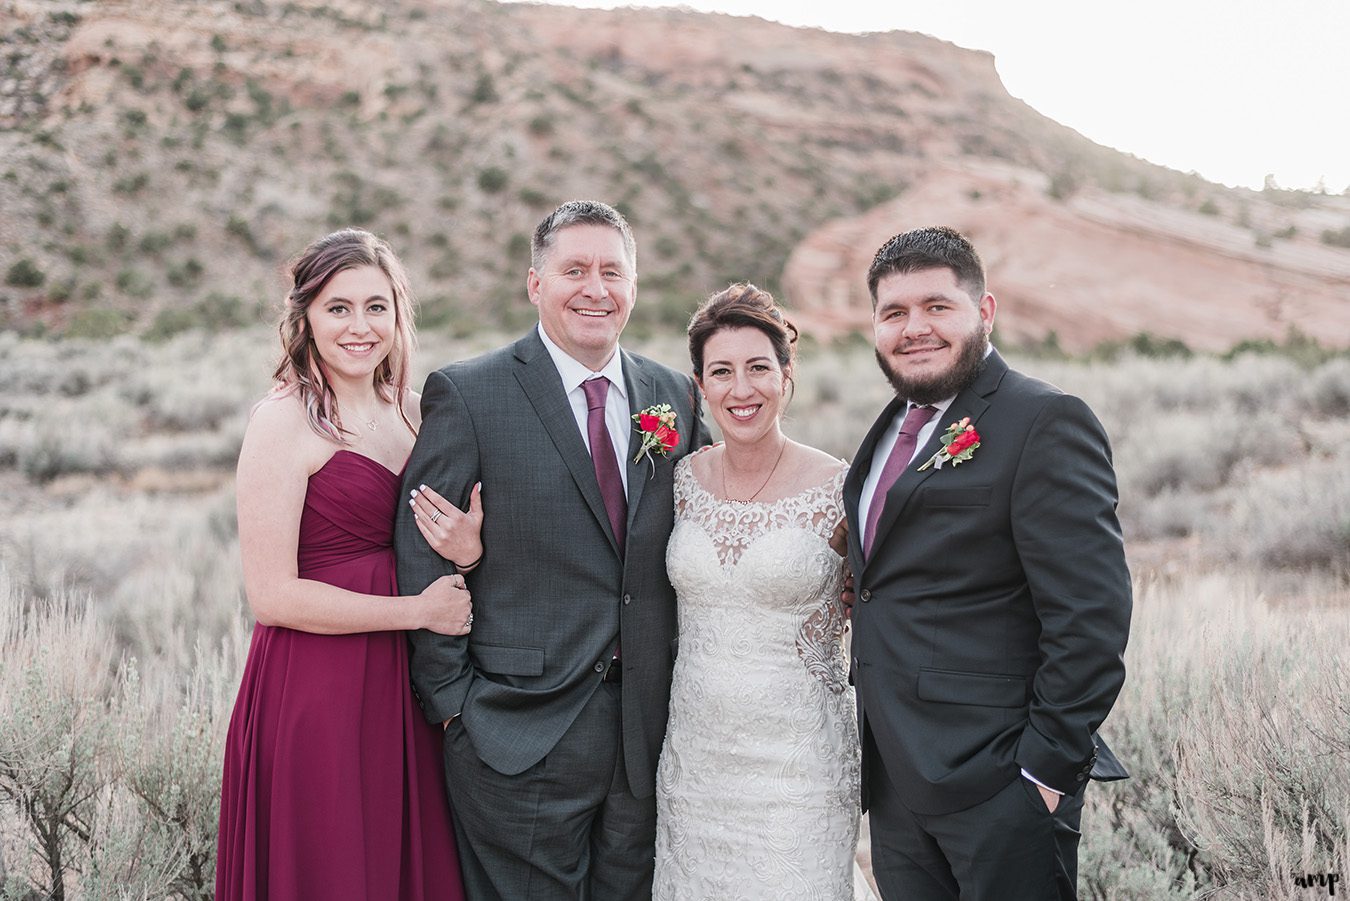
[411,482,484,571]
[828,517,849,558]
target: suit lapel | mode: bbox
[622,350,654,531]
[512,331,622,556]
[861,350,1008,576]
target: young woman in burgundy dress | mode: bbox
[217,229,480,900]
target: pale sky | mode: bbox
[534,0,1350,193]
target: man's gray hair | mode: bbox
[531,200,637,272]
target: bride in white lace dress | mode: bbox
[655,284,860,901]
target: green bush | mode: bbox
[113,172,150,194]
[470,72,497,104]
[116,268,155,298]
[64,308,134,340]
[528,114,554,137]
[477,167,509,193]
[166,257,205,288]
[5,258,45,288]
[1321,224,1350,248]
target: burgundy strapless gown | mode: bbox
[216,450,463,900]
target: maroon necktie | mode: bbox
[582,377,627,553]
[863,404,937,559]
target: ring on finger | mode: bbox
[464,612,474,629]
[430,509,442,525]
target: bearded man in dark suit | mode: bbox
[844,226,1132,900]
[396,200,711,900]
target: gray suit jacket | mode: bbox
[396,329,711,798]
[845,350,1131,815]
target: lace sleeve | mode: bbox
[805,464,849,543]
[795,464,851,694]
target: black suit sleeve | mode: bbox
[396,368,481,724]
[1010,393,1131,793]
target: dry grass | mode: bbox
[1079,571,1349,899]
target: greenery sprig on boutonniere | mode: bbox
[632,404,679,468]
[917,417,981,471]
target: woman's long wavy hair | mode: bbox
[271,228,417,442]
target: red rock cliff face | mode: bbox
[782,164,1350,351]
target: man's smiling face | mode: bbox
[528,223,636,371]
[872,266,995,404]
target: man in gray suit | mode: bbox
[396,200,711,900]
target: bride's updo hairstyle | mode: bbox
[687,282,799,382]
[272,228,417,442]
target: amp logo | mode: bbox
[1293,872,1340,895]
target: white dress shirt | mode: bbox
[537,323,631,495]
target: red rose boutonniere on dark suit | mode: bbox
[917,416,981,471]
[632,403,680,467]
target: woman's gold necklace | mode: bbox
[722,437,788,503]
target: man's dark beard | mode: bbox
[874,326,989,405]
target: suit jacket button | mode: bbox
[623,594,632,605]
[593,662,605,673]
[1076,773,1088,782]
[860,589,872,602]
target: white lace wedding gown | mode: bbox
[654,457,861,901]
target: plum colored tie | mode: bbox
[863,404,937,560]
[582,377,627,554]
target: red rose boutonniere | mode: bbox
[632,403,679,468]
[917,417,981,471]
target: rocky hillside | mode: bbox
[1,0,1347,348]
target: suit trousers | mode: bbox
[865,731,1084,901]
[442,681,656,901]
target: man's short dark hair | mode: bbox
[531,200,637,271]
[866,225,985,306]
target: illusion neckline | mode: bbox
[680,458,846,508]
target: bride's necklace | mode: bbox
[722,438,788,503]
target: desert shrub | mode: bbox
[1301,357,1350,417]
[477,167,508,193]
[0,331,267,481]
[165,258,205,289]
[1091,332,1193,361]
[1320,224,1350,248]
[4,259,45,288]
[8,399,129,482]
[105,223,130,251]
[528,114,554,137]
[1115,408,1286,498]
[0,573,243,898]
[0,581,121,900]
[64,309,134,340]
[1171,586,1349,897]
[469,72,497,104]
[1078,571,1350,898]
[112,172,149,195]
[1219,457,1350,577]
[114,268,154,299]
